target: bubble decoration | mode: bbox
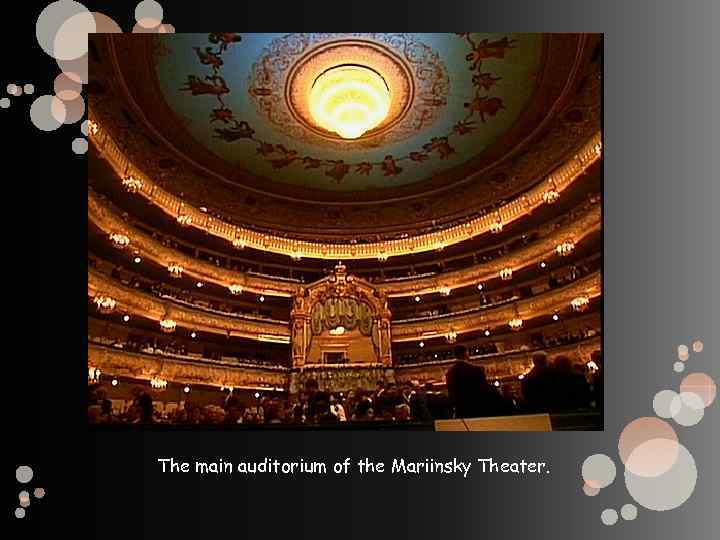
[619,417,679,477]
[7,83,21,96]
[81,119,88,136]
[30,95,66,130]
[669,392,705,427]
[72,137,88,154]
[620,503,638,521]
[692,340,704,353]
[674,361,685,373]
[680,372,716,407]
[23,84,35,94]
[582,454,616,489]
[61,94,85,124]
[653,389,678,418]
[19,490,31,507]
[54,72,82,101]
[15,507,25,519]
[583,482,600,496]
[91,11,122,33]
[36,1,95,61]
[34,487,46,499]
[678,344,689,361]
[135,1,164,28]
[625,442,697,511]
[132,22,160,33]
[16,465,33,483]
[57,53,88,84]
[0,98,9,109]
[157,24,176,33]
[601,508,618,526]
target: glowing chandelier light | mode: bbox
[94,295,116,314]
[176,214,193,227]
[122,175,143,193]
[556,240,576,256]
[571,296,590,312]
[160,318,177,333]
[445,330,457,344]
[150,376,168,390]
[309,65,391,139]
[109,232,130,249]
[88,366,102,383]
[228,283,244,295]
[499,267,513,281]
[167,263,184,278]
[438,286,452,297]
[489,219,503,234]
[543,189,560,204]
[508,317,523,331]
[232,237,246,250]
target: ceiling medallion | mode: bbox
[286,40,412,141]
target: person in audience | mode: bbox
[521,353,554,412]
[329,394,347,422]
[313,392,339,424]
[547,355,591,411]
[352,397,374,421]
[445,346,510,418]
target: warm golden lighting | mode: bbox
[509,317,523,331]
[122,175,143,193]
[543,189,560,204]
[438,286,452,297]
[500,267,513,281]
[556,240,576,256]
[309,65,391,139]
[160,318,176,333]
[167,263,184,278]
[109,232,130,249]
[94,295,116,314]
[228,283,243,295]
[489,219,503,234]
[150,376,168,390]
[88,366,102,383]
[571,296,590,312]
[177,214,193,227]
[445,330,457,344]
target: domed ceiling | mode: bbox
[90,33,600,240]
[152,33,542,193]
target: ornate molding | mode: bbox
[88,343,288,390]
[394,336,601,383]
[391,271,601,341]
[88,267,291,341]
[88,189,600,298]
[88,111,600,259]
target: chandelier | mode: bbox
[309,65,391,139]
[290,252,303,262]
[556,240,575,256]
[377,253,388,262]
[108,232,130,249]
[176,214,193,227]
[87,119,99,135]
[508,317,523,331]
[228,283,243,295]
[594,141,602,155]
[232,237,246,250]
[94,295,116,314]
[445,330,457,344]
[571,296,590,312]
[160,318,177,333]
[122,175,143,193]
[543,189,560,204]
[167,263,184,278]
[489,219,503,234]
[438,286,452,296]
[150,377,168,390]
[499,267,513,281]
[88,366,102,383]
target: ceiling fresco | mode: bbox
[152,33,543,192]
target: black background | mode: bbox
[7,1,720,538]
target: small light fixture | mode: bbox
[571,296,590,312]
[183,386,190,394]
[484,329,491,337]
[123,314,130,322]
[167,263,184,278]
[259,295,265,303]
[109,232,130,250]
[494,381,500,387]
[133,256,142,264]
[228,284,243,295]
[160,318,177,333]
[414,295,421,303]
[509,318,523,331]
[254,391,260,399]
[438,286,451,297]
[540,261,547,269]
[111,378,118,387]
[196,281,204,288]
[190,331,197,339]
[500,267,513,281]
[177,214,193,227]
[94,295,116,314]
[419,341,425,348]
[556,240,575,256]
[477,283,484,291]
[122,175,143,193]
[552,313,560,321]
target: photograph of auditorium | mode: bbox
[87,33,603,430]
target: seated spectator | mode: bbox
[521,353,554,412]
[446,351,510,418]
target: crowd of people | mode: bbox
[88,350,603,426]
